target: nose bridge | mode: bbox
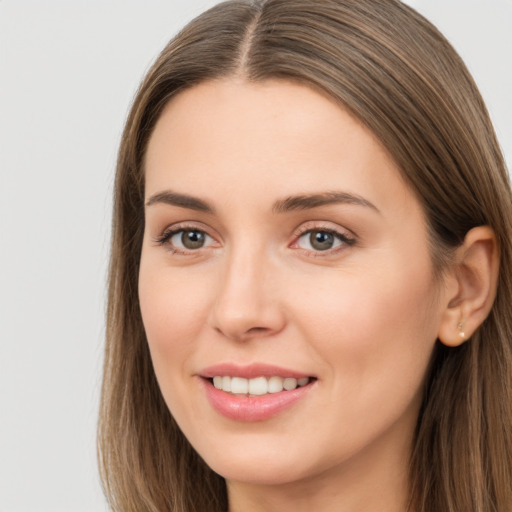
[209,238,283,340]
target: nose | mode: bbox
[208,245,286,341]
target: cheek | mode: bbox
[289,256,439,396]
[138,260,218,433]
[138,258,211,382]
[280,262,439,466]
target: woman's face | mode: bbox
[139,79,448,488]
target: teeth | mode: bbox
[283,377,297,391]
[249,376,268,396]
[268,376,283,393]
[211,376,311,395]
[222,376,231,392]
[231,377,248,394]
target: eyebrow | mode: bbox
[145,190,379,215]
[145,191,215,213]
[272,191,379,214]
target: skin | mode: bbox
[138,79,493,512]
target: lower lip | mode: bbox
[201,378,314,422]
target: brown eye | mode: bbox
[309,231,335,251]
[168,229,213,250]
[180,230,206,249]
[296,229,353,253]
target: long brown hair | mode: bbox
[98,1,512,510]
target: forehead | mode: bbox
[144,78,416,218]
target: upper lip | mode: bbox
[199,363,314,380]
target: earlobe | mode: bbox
[437,226,499,347]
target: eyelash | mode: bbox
[153,223,216,255]
[153,222,356,256]
[292,224,356,256]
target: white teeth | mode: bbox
[248,376,268,396]
[211,375,311,395]
[231,377,249,394]
[283,377,298,391]
[268,376,284,393]
[213,376,223,389]
[222,375,231,392]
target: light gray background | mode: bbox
[0,1,510,511]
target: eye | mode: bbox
[171,229,211,250]
[296,228,354,252]
[155,227,217,253]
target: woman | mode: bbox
[98,1,512,511]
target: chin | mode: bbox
[208,456,310,486]
[192,430,339,487]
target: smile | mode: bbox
[212,375,311,395]
[200,365,317,422]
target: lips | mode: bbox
[199,364,316,422]
[200,363,312,380]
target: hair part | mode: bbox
[98,1,512,510]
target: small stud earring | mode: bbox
[458,321,465,340]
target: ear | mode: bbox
[437,226,499,347]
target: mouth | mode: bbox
[199,365,317,422]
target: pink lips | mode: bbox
[199,363,315,422]
[201,363,311,380]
